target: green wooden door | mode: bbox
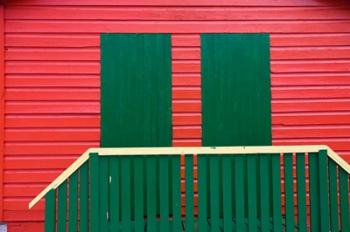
[100,34,172,147]
[201,33,271,146]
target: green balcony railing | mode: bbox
[29,146,350,232]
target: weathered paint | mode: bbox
[1,1,350,231]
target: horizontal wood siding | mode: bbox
[2,0,350,231]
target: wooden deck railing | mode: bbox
[29,146,350,232]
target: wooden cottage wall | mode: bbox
[1,0,350,231]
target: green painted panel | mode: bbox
[121,157,131,232]
[271,154,282,231]
[318,150,330,232]
[260,155,271,232]
[159,156,170,231]
[57,182,67,232]
[296,153,307,232]
[171,156,182,232]
[99,158,109,232]
[79,163,89,232]
[328,160,339,232]
[101,34,172,147]
[201,33,271,146]
[309,152,320,232]
[209,155,220,232]
[90,153,100,232]
[45,189,56,232]
[284,153,294,232]
[185,155,194,232]
[222,155,233,232]
[198,155,208,232]
[69,172,78,232]
[146,156,157,232]
[339,169,350,231]
[247,155,257,231]
[110,158,120,231]
[234,155,245,231]
[134,156,144,232]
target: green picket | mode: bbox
[121,156,131,232]
[247,155,257,231]
[284,153,294,232]
[90,153,100,232]
[296,153,307,232]
[260,155,271,232]
[159,156,170,232]
[147,156,157,232]
[271,154,282,231]
[235,155,245,231]
[57,182,67,232]
[79,163,89,232]
[69,172,78,232]
[198,155,208,232]
[318,150,330,232]
[99,158,109,232]
[185,154,194,232]
[328,160,339,232]
[45,189,56,232]
[172,156,182,232]
[309,152,320,232]
[209,155,220,232]
[222,155,233,232]
[110,158,120,231]
[339,169,350,231]
[134,156,144,232]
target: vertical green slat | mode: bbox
[79,163,89,232]
[57,182,67,232]
[284,153,294,232]
[159,156,170,231]
[45,189,56,232]
[147,156,157,232]
[318,150,330,232]
[247,155,257,231]
[260,155,271,232]
[69,172,78,232]
[172,156,182,232]
[90,153,100,232]
[134,156,144,232]
[296,153,307,232]
[309,152,320,232]
[121,156,131,232]
[209,155,220,232]
[271,154,282,231]
[235,155,245,231]
[198,155,208,232]
[328,160,339,232]
[99,158,109,232]
[339,169,350,231]
[222,155,232,232]
[185,154,194,232]
[110,158,120,231]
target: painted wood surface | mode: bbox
[1,0,350,231]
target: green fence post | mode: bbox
[339,169,350,231]
[90,152,100,232]
[318,150,330,232]
[57,182,67,232]
[185,154,194,232]
[296,153,307,232]
[45,189,56,232]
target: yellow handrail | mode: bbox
[29,145,350,209]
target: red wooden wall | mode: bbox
[1,0,350,231]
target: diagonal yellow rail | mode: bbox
[29,145,350,209]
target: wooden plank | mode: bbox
[159,156,170,231]
[100,34,172,147]
[110,158,120,231]
[260,155,271,232]
[309,152,320,232]
[197,155,208,232]
[284,153,294,232]
[171,156,182,232]
[296,153,307,232]
[235,155,245,231]
[147,156,157,232]
[271,154,282,231]
[328,160,339,232]
[121,157,131,232]
[185,155,194,232]
[90,153,100,232]
[68,172,78,232]
[99,158,109,232]
[45,189,56,232]
[57,182,67,232]
[318,150,330,232]
[79,163,89,232]
[134,156,144,232]
[201,33,271,146]
[222,155,232,232]
[247,155,257,231]
[209,155,220,232]
[339,169,350,231]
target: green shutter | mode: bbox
[101,34,172,147]
[201,33,271,146]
